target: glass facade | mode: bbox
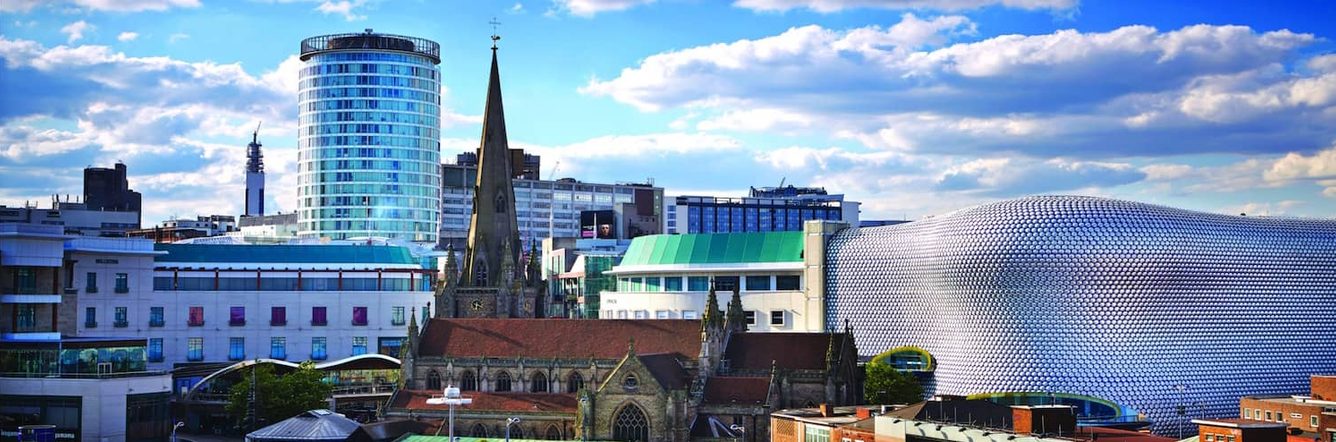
[298,32,442,242]
[0,341,148,376]
[825,195,1336,434]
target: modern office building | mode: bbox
[441,162,663,247]
[823,195,1336,434]
[0,201,140,237]
[0,223,172,442]
[244,126,266,217]
[453,149,540,180]
[73,243,435,368]
[82,162,142,226]
[297,29,442,242]
[664,185,858,234]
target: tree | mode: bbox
[865,362,924,405]
[226,362,333,431]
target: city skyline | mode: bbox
[2,0,1335,225]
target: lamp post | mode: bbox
[506,417,522,442]
[730,424,747,442]
[171,421,185,442]
[426,385,472,442]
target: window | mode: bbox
[633,310,648,319]
[229,306,245,326]
[1205,436,1214,442]
[687,276,709,291]
[149,307,164,327]
[352,337,367,355]
[655,310,671,319]
[617,310,628,319]
[623,374,639,390]
[270,337,286,359]
[683,310,699,319]
[744,310,756,326]
[495,371,512,392]
[1266,411,1273,421]
[86,272,98,293]
[745,275,771,291]
[378,337,404,356]
[776,275,800,290]
[644,277,661,292]
[229,337,245,361]
[84,307,96,328]
[805,426,830,442]
[1244,409,1252,419]
[391,306,405,325]
[352,306,368,326]
[1312,415,1319,427]
[15,268,36,293]
[460,370,477,391]
[188,306,204,326]
[187,337,203,361]
[665,277,682,291]
[311,337,327,361]
[16,305,36,329]
[114,307,128,327]
[148,338,163,362]
[612,404,650,441]
[714,275,739,291]
[114,273,129,293]
[770,310,785,326]
[566,372,584,393]
[311,306,328,326]
[427,370,441,390]
[271,307,286,326]
[532,372,548,393]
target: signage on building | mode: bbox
[580,210,615,239]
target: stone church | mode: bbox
[434,36,544,319]
[390,288,862,441]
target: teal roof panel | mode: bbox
[618,232,803,266]
[155,244,417,265]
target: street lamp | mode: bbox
[171,421,185,442]
[426,385,472,442]
[730,424,746,442]
[506,417,522,442]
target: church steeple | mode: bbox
[460,38,520,289]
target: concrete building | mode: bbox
[664,185,858,235]
[127,215,237,243]
[0,223,172,442]
[0,202,140,237]
[72,243,435,368]
[235,212,300,241]
[824,195,1336,433]
[82,162,142,227]
[297,29,443,242]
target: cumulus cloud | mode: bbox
[168,33,189,43]
[71,0,201,12]
[316,0,368,21]
[1264,145,1336,197]
[117,32,139,42]
[733,0,1076,12]
[934,157,1145,196]
[60,21,92,43]
[553,0,656,16]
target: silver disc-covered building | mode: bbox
[825,195,1336,433]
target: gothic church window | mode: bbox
[496,193,507,213]
[567,371,584,393]
[471,423,488,437]
[546,425,562,440]
[612,403,650,441]
[460,370,477,391]
[531,371,548,393]
[475,264,488,286]
[427,370,441,390]
[495,371,512,392]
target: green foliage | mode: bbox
[865,362,924,405]
[226,362,333,431]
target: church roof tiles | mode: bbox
[392,390,578,413]
[418,318,701,360]
[723,333,846,371]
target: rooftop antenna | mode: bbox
[489,17,501,49]
[253,121,262,143]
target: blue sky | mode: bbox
[1,0,1334,224]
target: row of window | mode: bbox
[305,123,439,139]
[304,171,439,186]
[685,205,841,234]
[302,62,437,78]
[172,335,397,362]
[86,305,423,328]
[300,87,438,103]
[302,98,439,114]
[152,277,429,292]
[1242,408,1319,427]
[616,275,801,292]
[299,183,439,199]
[300,134,438,150]
[423,368,586,394]
[299,146,439,162]
[300,75,438,90]
[308,194,439,208]
[602,309,787,326]
[308,51,437,66]
[305,159,439,174]
[295,219,439,233]
[301,110,437,127]
[84,272,130,294]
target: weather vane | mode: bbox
[489,17,501,49]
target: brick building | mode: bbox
[1239,376,1336,442]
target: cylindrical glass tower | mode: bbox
[297,30,442,242]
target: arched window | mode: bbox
[460,370,477,391]
[613,403,650,441]
[496,193,507,213]
[531,371,548,393]
[510,425,524,439]
[471,423,488,438]
[495,371,512,392]
[545,425,562,440]
[566,371,585,393]
[427,370,441,390]
[474,264,488,287]
[622,374,639,391]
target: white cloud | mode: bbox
[554,0,656,16]
[509,2,525,14]
[116,32,139,42]
[60,20,93,43]
[0,0,44,12]
[70,0,201,12]
[168,33,189,43]
[315,0,367,21]
[933,157,1144,196]
[1220,200,1305,216]
[1264,145,1336,196]
[733,0,1076,13]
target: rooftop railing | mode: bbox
[300,31,440,63]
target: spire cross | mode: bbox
[489,17,502,49]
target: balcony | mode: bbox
[113,320,128,328]
[271,319,287,326]
[188,320,204,327]
[114,286,129,294]
[311,319,327,326]
[149,319,164,327]
[229,319,246,326]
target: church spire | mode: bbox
[460,35,520,289]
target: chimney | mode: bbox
[856,408,872,419]
[819,404,833,417]
[1012,405,1076,436]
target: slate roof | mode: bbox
[417,319,700,360]
[702,376,770,405]
[638,353,691,390]
[246,409,361,441]
[392,390,579,414]
[155,243,417,264]
[724,333,846,370]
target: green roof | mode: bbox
[154,243,417,265]
[618,232,804,266]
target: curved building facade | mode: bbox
[298,30,442,242]
[825,195,1336,432]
